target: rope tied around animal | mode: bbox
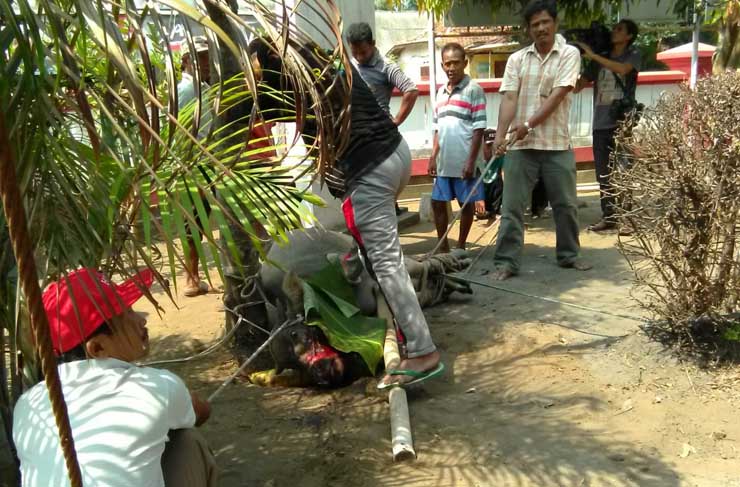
[0,113,83,486]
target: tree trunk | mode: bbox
[713,0,740,73]
[204,0,274,371]
[0,114,83,486]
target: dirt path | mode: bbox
[136,195,740,487]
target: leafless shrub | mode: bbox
[611,73,740,354]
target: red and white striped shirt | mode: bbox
[433,75,487,178]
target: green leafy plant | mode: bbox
[612,72,740,356]
[0,0,351,483]
[398,0,624,25]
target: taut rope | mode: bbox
[0,114,83,486]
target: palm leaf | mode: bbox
[1,0,352,482]
[301,262,387,374]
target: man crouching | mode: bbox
[13,268,217,486]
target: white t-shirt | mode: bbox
[177,72,212,138]
[13,358,196,487]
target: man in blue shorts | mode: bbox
[429,42,486,252]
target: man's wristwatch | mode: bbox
[524,121,534,133]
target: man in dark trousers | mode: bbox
[574,19,641,233]
[492,0,591,280]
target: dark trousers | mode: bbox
[493,149,580,273]
[531,178,548,216]
[593,129,617,223]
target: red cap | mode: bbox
[42,268,154,354]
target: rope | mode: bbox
[428,140,511,257]
[428,163,490,257]
[443,273,645,323]
[208,316,300,402]
[140,306,270,366]
[465,218,501,275]
[0,115,83,486]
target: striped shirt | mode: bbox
[352,49,417,117]
[500,34,580,151]
[433,75,487,178]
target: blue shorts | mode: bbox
[431,176,485,205]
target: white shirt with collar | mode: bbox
[500,33,581,151]
[13,358,195,487]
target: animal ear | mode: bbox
[281,271,304,309]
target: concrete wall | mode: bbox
[375,11,427,57]
[391,75,684,156]
[290,0,375,50]
[394,43,441,82]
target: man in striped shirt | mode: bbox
[346,22,419,126]
[347,22,419,216]
[429,43,486,252]
[491,0,591,280]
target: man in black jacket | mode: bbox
[249,41,443,388]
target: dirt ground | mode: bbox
[136,194,740,487]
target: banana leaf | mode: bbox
[301,262,386,374]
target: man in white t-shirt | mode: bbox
[13,268,217,487]
[177,36,214,298]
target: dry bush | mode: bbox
[611,72,740,354]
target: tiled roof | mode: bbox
[387,33,517,56]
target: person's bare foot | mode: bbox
[380,349,441,387]
[559,259,592,271]
[184,280,209,297]
[492,268,514,281]
[436,238,451,254]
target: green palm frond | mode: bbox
[1,0,351,285]
[0,1,351,473]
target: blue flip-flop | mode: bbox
[377,363,445,390]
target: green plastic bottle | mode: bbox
[482,155,505,184]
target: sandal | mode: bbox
[377,363,445,390]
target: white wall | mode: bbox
[289,0,374,50]
[282,0,376,229]
[395,44,443,83]
[375,11,427,57]
[391,78,682,156]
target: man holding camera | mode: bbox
[574,19,641,233]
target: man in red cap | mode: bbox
[12,268,217,486]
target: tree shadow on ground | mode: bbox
[155,326,682,487]
[143,195,688,486]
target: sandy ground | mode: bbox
[135,194,740,487]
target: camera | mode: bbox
[563,21,611,54]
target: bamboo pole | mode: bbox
[0,114,83,485]
[376,290,416,462]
